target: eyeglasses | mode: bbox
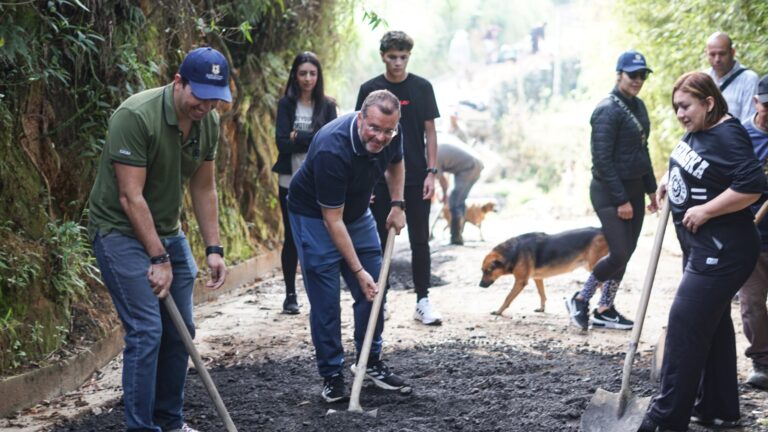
[626,70,648,81]
[365,124,398,138]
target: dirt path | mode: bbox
[5,202,768,431]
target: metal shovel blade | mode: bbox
[580,388,650,432]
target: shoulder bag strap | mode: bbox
[719,67,747,92]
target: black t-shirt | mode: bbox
[667,118,765,226]
[287,112,404,224]
[356,73,440,186]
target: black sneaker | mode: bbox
[321,373,348,403]
[565,291,589,330]
[637,415,664,432]
[591,306,633,330]
[282,294,300,315]
[351,358,411,392]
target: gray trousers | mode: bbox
[739,251,768,367]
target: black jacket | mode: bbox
[590,87,657,205]
[272,96,337,175]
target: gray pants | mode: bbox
[448,164,483,220]
[739,251,768,367]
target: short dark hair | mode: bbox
[672,71,728,128]
[361,90,400,118]
[380,31,414,52]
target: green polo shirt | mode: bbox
[88,83,219,240]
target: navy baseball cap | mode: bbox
[179,47,232,102]
[616,50,653,73]
[757,74,768,104]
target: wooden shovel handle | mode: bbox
[348,227,397,413]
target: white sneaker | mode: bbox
[167,424,200,432]
[414,298,443,326]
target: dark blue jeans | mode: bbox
[288,210,384,377]
[94,231,197,432]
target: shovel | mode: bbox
[580,197,670,432]
[348,226,398,415]
[163,295,238,431]
[650,199,768,381]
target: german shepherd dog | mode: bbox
[479,227,608,315]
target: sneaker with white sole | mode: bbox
[351,358,411,393]
[565,291,589,330]
[321,373,348,403]
[591,306,633,330]
[166,424,200,432]
[414,298,442,326]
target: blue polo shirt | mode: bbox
[288,112,403,224]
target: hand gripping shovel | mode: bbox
[163,295,238,431]
[348,226,398,416]
[580,198,670,432]
[650,199,768,381]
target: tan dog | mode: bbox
[479,227,608,315]
[436,200,496,241]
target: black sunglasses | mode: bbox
[626,70,649,81]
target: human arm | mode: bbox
[591,104,632,218]
[292,99,339,151]
[189,160,226,289]
[321,206,378,301]
[275,98,302,154]
[384,159,407,234]
[423,119,437,199]
[114,163,173,298]
[682,189,760,233]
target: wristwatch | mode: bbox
[390,200,406,210]
[426,167,438,174]
[205,245,225,258]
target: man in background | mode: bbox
[356,30,443,326]
[705,31,759,122]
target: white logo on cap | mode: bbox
[212,64,220,75]
[634,54,643,63]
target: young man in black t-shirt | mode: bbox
[355,30,443,325]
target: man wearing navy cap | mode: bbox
[88,47,231,432]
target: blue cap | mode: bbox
[616,50,653,73]
[179,47,232,102]
[757,74,768,104]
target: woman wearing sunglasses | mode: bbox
[565,50,659,331]
[273,52,338,314]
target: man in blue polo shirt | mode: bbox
[288,90,409,403]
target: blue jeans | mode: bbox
[93,231,197,432]
[288,210,384,377]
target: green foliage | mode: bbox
[44,220,100,301]
[614,0,768,172]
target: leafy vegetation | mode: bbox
[615,0,768,172]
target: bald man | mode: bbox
[705,31,759,122]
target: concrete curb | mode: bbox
[0,250,280,418]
